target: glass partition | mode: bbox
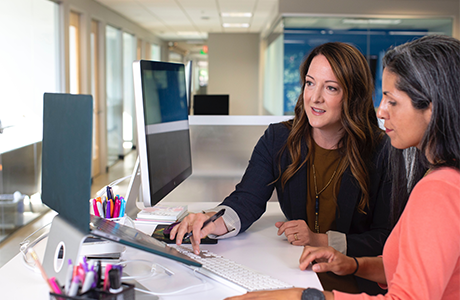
[264,16,453,115]
[106,25,123,166]
[122,32,136,151]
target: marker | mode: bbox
[68,275,81,297]
[96,260,102,288]
[184,209,226,240]
[81,269,95,293]
[106,200,111,218]
[103,264,113,291]
[119,198,126,218]
[97,200,105,218]
[64,259,73,294]
[106,186,114,201]
[109,199,115,218]
[49,277,63,295]
[82,256,89,273]
[113,199,120,218]
[92,199,100,217]
[28,247,54,292]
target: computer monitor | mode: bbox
[132,60,192,208]
[193,94,229,115]
[40,93,201,284]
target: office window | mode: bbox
[0,0,60,135]
[69,11,81,94]
[90,20,101,177]
[106,25,123,166]
[151,43,161,61]
[122,32,136,150]
[0,0,60,242]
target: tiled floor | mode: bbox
[0,150,137,268]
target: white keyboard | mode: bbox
[170,244,294,293]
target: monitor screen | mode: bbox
[133,60,192,207]
[193,94,229,115]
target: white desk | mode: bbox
[0,202,322,299]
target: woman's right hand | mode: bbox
[169,212,227,254]
[299,246,357,276]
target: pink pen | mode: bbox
[103,264,113,291]
[92,199,100,217]
[113,199,121,218]
[49,277,63,294]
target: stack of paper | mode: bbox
[136,204,188,223]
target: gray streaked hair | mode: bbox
[383,35,460,225]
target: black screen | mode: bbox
[193,94,229,115]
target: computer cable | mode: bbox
[19,222,51,272]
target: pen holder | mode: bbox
[49,282,135,300]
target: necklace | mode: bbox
[424,168,432,177]
[312,157,342,233]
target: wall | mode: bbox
[207,33,260,115]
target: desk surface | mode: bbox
[0,202,322,299]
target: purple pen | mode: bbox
[64,259,73,294]
[106,200,111,218]
[82,257,89,273]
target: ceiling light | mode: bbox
[221,12,252,18]
[369,19,401,25]
[222,23,250,28]
[177,31,201,36]
[342,18,402,25]
[389,31,427,36]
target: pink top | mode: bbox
[334,167,460,300]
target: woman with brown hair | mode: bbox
[171,42,392,293]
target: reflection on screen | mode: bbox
[142,69,187,125]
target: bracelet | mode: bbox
[351,257,359,275]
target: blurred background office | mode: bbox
[0,0,459,263]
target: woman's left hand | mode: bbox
[224,288,304,300]
[275,220,327,246]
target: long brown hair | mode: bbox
[279,42,384,213]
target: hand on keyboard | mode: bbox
[170,245,294,293]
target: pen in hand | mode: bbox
[184,208,226,240]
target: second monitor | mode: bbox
[132,60,192,208]
[193,94,229,115]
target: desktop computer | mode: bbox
[40,63,292,296]
[40,93,200,287]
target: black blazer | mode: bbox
[220,122,391,294]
